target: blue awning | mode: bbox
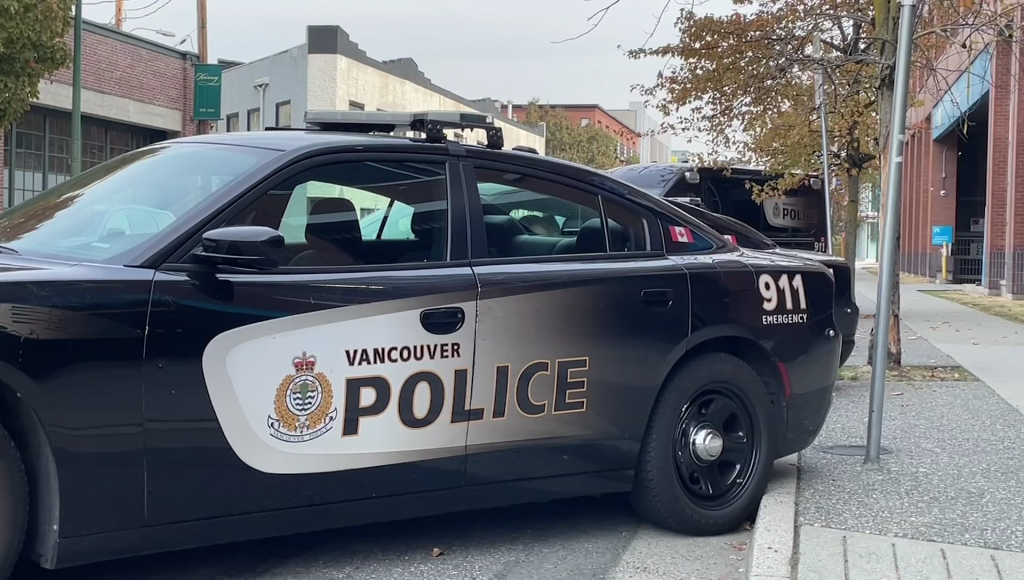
[932,47,992,140]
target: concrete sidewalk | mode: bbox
[855,270,1024,412]
[749,269,1024,580]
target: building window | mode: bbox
[275,101,291,128]
[453,132,466,144]
[349,100,365,111]
[247,108,261,131]
[581,117,591,127]
[226,113,240,133]
[3,106,162,207]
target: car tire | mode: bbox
[631,352,775,536]
[839,339,855,367]
[0,422,28,580]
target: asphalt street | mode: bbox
[13,495,751,580]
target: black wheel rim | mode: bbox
[672,385,758,510]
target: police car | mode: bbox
[643,197,859,366]
[0,111,841,576]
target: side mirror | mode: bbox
[194,226,285,271]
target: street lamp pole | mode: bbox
[71,0,83,177]
[865,0,917,467]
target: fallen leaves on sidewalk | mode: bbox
[730,541,748,552]
[837,365,978,382]
[431,548,445,557]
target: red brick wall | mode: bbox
[47,26,195,132]
[984,40,1013,288]
[0,26,196,205]
[509,105,640,157]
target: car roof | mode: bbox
[162,130,423,152]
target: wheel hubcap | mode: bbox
[690,424,724,464]
[673,386,758,510]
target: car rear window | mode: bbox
[0,143,275,264]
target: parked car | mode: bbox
[609,162,831,253]
[649,196,858,367]
[0,111,841,577]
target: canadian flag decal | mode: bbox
[725,234,738,244]
[668,225,693,243]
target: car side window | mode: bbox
[473,167,648,259]
[660,217,716,254]
[220,160,449,267]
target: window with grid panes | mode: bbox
[47,116,71,188]
[13,111,45,205]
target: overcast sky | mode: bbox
[84,0,735,151]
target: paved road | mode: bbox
[14,495,751,580]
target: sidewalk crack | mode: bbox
[891,542,902,580]
[941,547,953,580]
[842,534,850,580]
[992,554,1004,580]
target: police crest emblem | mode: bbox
[773,203,782,218]
[268,352,338,442]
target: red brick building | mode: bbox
[507,104,641,164]
[0,20,198,209]
[900,10,1024,296]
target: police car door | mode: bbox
[461,161,691,483]
[143,154,479,526]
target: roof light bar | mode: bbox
[303,110,505,150]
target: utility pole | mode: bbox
[865,0,917,467]
[71,0,84,176]
[813,34,833,256]
[196,0,209,134]
[115,0,125,29]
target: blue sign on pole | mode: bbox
[931,225,954,246]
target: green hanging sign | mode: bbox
[193,63,223,121]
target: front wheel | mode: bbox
[631,352,776,535]
[0,422,28,580]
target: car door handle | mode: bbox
[420,307,466,335]
[641,289,674,309]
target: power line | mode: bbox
[125,0,164,12]
[124,0,176,21]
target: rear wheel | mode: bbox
[0,423,28,580]
[631,352,775,535]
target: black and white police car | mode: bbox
[638,197,859,367]
[0,111,841,577]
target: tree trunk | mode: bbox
[845,170,860,294]
[868,78,903,368]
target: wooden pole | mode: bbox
[196,0,209,134]
[114,0,125,29]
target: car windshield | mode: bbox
[0,143,276,264]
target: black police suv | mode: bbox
[0,111,841,576]
[609,162,831,253]
[649,197,858,367]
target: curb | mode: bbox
[745,454,799,580]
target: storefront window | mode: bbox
[4,106,165,208]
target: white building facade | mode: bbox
[608,101,672,164]
[217,25,545,154]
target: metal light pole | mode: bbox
[813,35,834,255]
[866,0,917,467]
[71,0,83,176]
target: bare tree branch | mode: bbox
[552,0,623,44]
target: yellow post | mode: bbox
[942,241,948,281]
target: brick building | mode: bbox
[1,20,198,209]
[900,14,1024,296]
[508,103,641,165]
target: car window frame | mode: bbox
[461,159,663,265]
[160,151,469,274]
